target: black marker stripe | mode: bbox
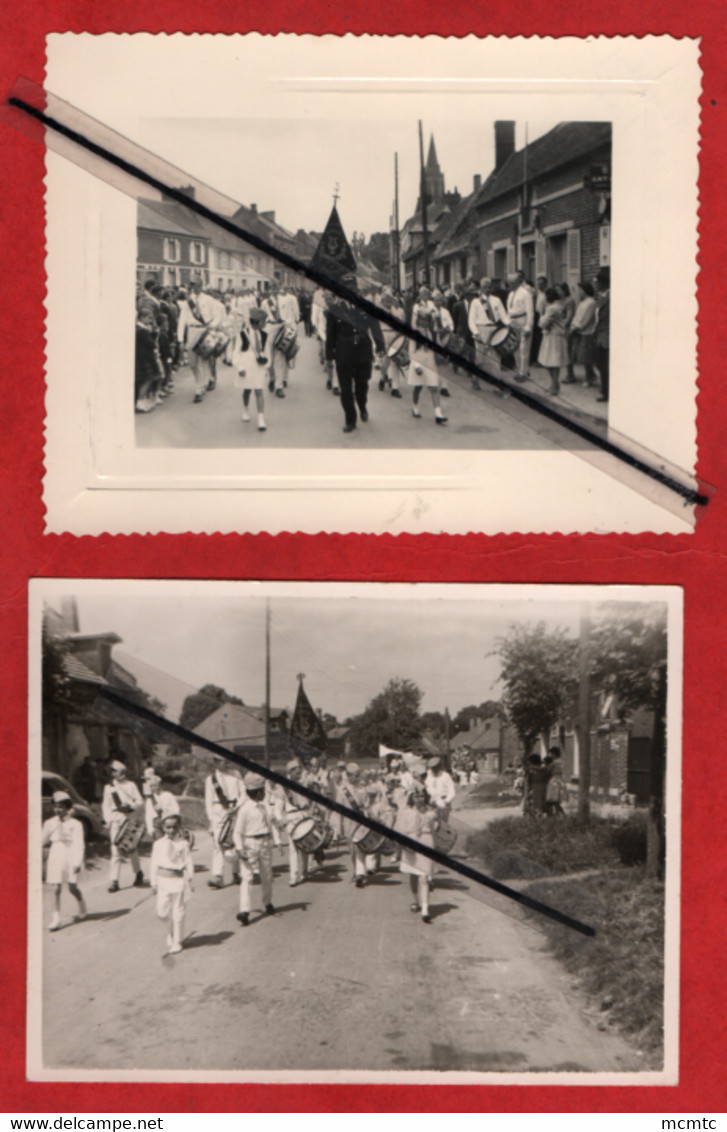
[9,93,708,510]
[95,685,596,937]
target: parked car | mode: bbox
[41,771,104,841]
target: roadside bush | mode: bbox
[466,811,647,878]
[527,869,665,1062]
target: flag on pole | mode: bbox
[289,678,328,751]
[310,204,357,282]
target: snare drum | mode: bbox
[433,824,458,854]
[291,816,327,854]
[352,824,386,855]
[386,335,410,370]
[273,322,299,362]
[488,325,519,361]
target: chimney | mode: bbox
[261,210,276,223]
[494,121,516,171]
[60,597,79,633]
[473,173,482,193]
[250,203,257,213]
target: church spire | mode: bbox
[426,135,440,173]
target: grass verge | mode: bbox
[466,812,664,1065]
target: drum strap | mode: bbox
[212,772,231,809]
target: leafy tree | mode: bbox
[42,625,84,715]
[321,712,339,732]
[420,710,449,738]
[590,603,668,875]
[452,701,504,734]
[347,677,423,760]
[493,623,577,756]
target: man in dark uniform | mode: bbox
[325,274,385,433]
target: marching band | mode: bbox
[43,753,460,951]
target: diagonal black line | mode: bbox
[8,93,707,510]
[94,685,596,937]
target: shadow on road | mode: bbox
[428,901,459,921]
[302,864,346,884]
[80,909,132,923]
[183,931,235,949]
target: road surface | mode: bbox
[41,804,641,1076]
[135,333,605,452]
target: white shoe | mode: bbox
[257,415,267,431]
[241,409,251,422]
[168,943,183,955]
[49,916,61,932]
[166,933,174,950]
[412,408,422,418]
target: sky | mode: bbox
[138,118,560,239]
[62,589,601,725]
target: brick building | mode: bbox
[474,121,612,291]
[553,690,654,804]
[137,199,211,288]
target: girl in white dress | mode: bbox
[407,294,448,425]
[397,786,438,923]
[236,312,268,432]
[42,791,86,931]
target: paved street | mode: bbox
[135,333,606,452]
[42,795,640,1076]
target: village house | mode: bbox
[474,120,612,291]
[451,714,521,775]
[549,690,654,804]
[42,600,148,796]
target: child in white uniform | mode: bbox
[42,791,86,931]
[150,813,194,954]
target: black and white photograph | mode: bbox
[29,581,681,1083]
[43,34,700,535]
[132,118,612,448]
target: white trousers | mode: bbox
[238,837,273,912]
[156,876,188,945]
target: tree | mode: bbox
[493,623,577,755]
[452,701,504,734]
[347,677,423,760]
[590,603,668,876]
[420,710,448,738]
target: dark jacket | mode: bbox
[325,302,384,367]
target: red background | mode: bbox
[0,2,725,1114]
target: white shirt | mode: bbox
[150,835,194,884]
[205,769,243,824]
[42,815,85,870]
[233,796,272,846]
[570,295,598,334]
[312,289,328,339]
[424,770,456,808]
[507,285,535,333]
[279,292,300,323]
[102,779,143,824]
[468,294,509,340]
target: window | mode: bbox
[190,241,205,265]
[163,238,181,263]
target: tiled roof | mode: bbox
[475,122,612,206]
[137,200,199,238]
[62,654,107,686]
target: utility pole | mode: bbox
[394,153,401,291]
[418,121,430,288]
[577,603,592,822]
[264,599,271,769]
[444,707,451,772]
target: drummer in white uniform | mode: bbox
[469,278,509,357]
[283,760,313,887]
[42,791,86,931]
[204,758,243,889]
[102,760,145,893]
[506,271,535,382]
[232,773,275,925]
